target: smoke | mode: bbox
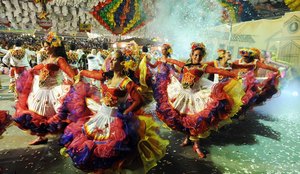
[144,0,224,60]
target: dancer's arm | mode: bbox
[57,57,76,78]
[80,69,106,81]
[166,58,185,68]
[205,65,236,78]
[123,81,143,115]
[256,61,279,72]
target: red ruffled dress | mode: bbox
[154,58,242,139]
[232,59,280,107]
[13,57,76,135]
[60,70,168,172]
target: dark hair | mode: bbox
[192,47,206,58]
[102,43,109,50]
[115,49,125,62]
[244,55,254,63]
[142,45,148,53]
[70,43,76,51]
[15,39,22,47]
[52,42,68,60]
[7,41,14,49]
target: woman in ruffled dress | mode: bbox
[13,32,77,145]
[153,42,245,158]
[60,50,168,173]
[231,48,280,109]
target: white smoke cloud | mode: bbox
[143,0,224,60]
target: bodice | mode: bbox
[100,77,131,107]
[181,65,206,88]
[39,61,63,87]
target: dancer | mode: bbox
[231,48,280,109]
[2,39,35,93]
[13,32,76,145]
[207,49,232,82]
[60,50,168,173]
[154,42,243,158]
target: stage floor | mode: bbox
[0,74,299,174]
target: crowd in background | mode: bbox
[0,33,109,54]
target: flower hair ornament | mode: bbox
[191,42,206,51]
[162,43,173,55]
[121,59,137,72]
[249,47,261,59]
[44,31,62,47]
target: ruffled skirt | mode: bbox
[60,97,169,172]
[13,71,73,135]
[153,65,244,138]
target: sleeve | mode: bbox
[2,51,11,66]
[80,69,106,81]
[256,61,279,72]
[205,61,215,67]
[205,65,236,78]
[166,58,185,68]
[57,57,76,78]
[31,64,44,74]
[123,81,143,114]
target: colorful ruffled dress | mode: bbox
[0,110,12,136]
[154,59,244,139]
[60,71,168,173]
[232,59,280,110]
[13,57,76,135]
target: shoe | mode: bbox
[192,143,205,158]
[180,136,191,147]
[29,137,48,145]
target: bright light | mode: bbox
[292,91,299,97]
[112,43,117,48]
[158,46,162,51]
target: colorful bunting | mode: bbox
[91,0,150,35]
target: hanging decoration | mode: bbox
[34,0,51,20]
[91,0,151,35]
[284,0,300,11]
